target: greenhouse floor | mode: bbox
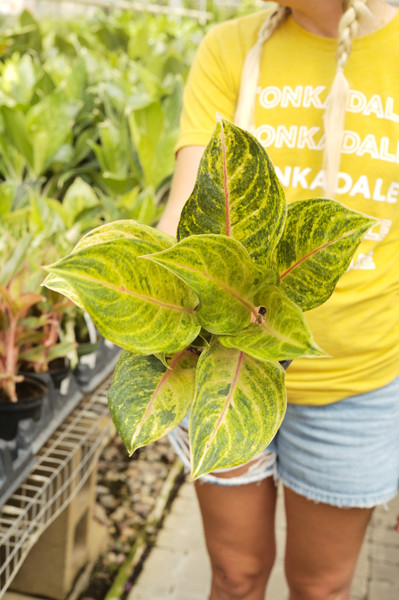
[128,482,399,600]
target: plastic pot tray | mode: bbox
[1,335,120,508]
[0,371,82,509]
[74,337,121,393]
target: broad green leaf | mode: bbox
[177,117,286,266]
[163,75,183,131]
[275,198,377,311]
[44,54,87,101]
[0,234,32,287]
[19,342,76,366]
[72,219,176,251]
[190,342,286,479]
[1,54,37,106]
[88,119,140,185]
[0,182,16,217]
[219,285,325,361]
[108,349,198,455]
[1,106,34,168]
[28,193,65,235]
[144,234,275,335]
[115,188,158,225]
[16,11,42,54]
[43,232,200,355]
[42,274,85,311]
[42,220,176,308]
[127,81,184,191]
[128,101,164,188]
[62,177,100,227]
[0,131,26,179]
[26,89,81,176]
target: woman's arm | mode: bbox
[157,145,205,237]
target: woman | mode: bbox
[158,1,399,598]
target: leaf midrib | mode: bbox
[280,229,359,280]
[197,350,244,472]
[53,270,196,314]
[150,259,258,319]
[220,120,231,237]
[130,350,187,450]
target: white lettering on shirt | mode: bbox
[271,165,399,205]
[257,85,399,123]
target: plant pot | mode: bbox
[75,311,99,358]
[280,360,292,370]
[47,357,71,391]
[0,377,47,441]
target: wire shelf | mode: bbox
[26,0,213,21]
[0,379,115,598]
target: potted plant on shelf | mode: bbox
[0,284,48,440]
[43,118,376,479]
[0,234,77,440]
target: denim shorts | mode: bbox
[168,374,399,508]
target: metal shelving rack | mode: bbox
[0,379,115,598]
[23,0,213,21]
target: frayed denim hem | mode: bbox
[168,427,276,487]
[277,466,399,509]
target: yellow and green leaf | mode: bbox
[275,198,377,311]
[177,118,286,266]
[143,234,274,335]
[43,222,200,354]
[189,341,286,479]
[219,285,324,361]
[108,349,198,455]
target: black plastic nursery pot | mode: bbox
[0,376,47,441]
[46,357,71,391]
[280,360,292,370]
[20,357,71,390]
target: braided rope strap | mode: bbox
[323,0,373,196]
[234,6,290,129]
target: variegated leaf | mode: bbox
[41,274,85,310]
[275,198,377,311]
[189,341,286,479]
[177,117,286,266]
[108,349,198,455]
[143,234,272,335]
[73,219,176,250]
[219,285,325,361]
[43,237,200,355]
[43,220,176,306]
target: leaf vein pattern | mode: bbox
[129,350,186,449]
[66,271,195,314]
[280,229,359,280]
[205,351,244,451]
[163,260,257,316]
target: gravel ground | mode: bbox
[78,433,183,600]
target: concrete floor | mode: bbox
[128,481,399,600]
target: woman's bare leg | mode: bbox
[195,471,277,600]
[284,486,374,600]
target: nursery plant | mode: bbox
[0,233,76,403]
[0,10,202,218]
[43,118,376,479]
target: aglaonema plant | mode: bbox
[42,118,376,480]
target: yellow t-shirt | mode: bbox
[176,10,399,405]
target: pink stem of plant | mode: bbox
[5,306,20,402]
